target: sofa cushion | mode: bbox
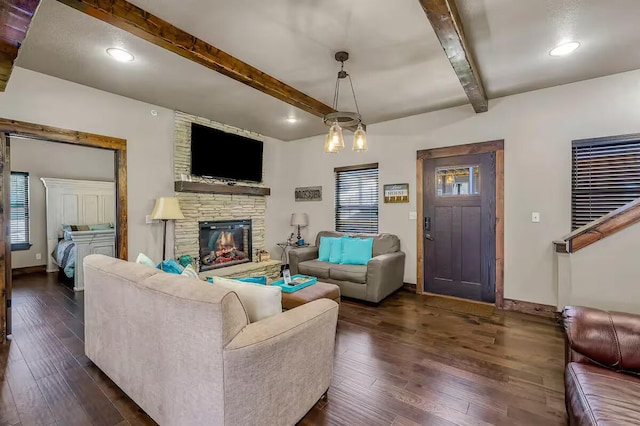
[341,237,373,265]
[329,237,345,264]
[298,260,331,279]
[566,362,640,425]
[314,231,400,257]
[209,276,281,322]
[330,264,367,284]
[318,236,334,262]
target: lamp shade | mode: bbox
[290,213,308,227]
[150,197,185,220]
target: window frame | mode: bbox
[334,162,379,234]
[571,133,640,230]
[10,171,31,251]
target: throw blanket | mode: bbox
[52,240,76,278]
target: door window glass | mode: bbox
[436,165,480,196]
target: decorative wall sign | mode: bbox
[384,183,409,203]
[295,186,322,202]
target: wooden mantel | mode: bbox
[174,181,270,196]
[555,198,640,253]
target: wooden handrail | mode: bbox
[554,198,640,253]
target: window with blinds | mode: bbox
[335,163,379,234]
[572,136,640,230]
[10,171,31,251]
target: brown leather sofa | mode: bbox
[562,306,640,425]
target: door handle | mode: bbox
[424,217,433,241]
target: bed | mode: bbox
[41,178,116,291]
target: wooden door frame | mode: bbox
[0,118,128,341]
[417,140,504,307]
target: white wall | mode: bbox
[0,68,175,262]
[568,222,640,314]
[276,69,640,306]
[10,137,115,268]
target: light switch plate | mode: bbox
[145,215,153,224]
[531,212,540,223]
[409,211,417,220]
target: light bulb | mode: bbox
[324,133,339,153]
[328,122,345,151]
[352,124,368,152]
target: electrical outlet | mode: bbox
[531,212,541,223]
[35,253,41,260]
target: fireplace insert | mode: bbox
[199,220,252,271]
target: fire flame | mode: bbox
[217,231,236,250]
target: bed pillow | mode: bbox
[341,237,374,265]
[208,276,281,322]
[135,252,155,268]
[89,223,112,231]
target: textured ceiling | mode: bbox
[14,0,640,141]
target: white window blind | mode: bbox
[11,171,30,250]
[572,136,640,230]
[335,164,379,234]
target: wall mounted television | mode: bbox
[190,123,264,183]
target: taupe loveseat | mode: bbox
[83,254,338,425]
[289,231,405,303]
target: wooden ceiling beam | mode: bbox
[418,0,488,113]
[0,0,41,91]
[56,0,335,118]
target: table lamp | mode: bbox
[151,197,185,260]
[290,213,308,244]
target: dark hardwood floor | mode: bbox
[1,273,566,425]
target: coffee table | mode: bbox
[280,281,341,310]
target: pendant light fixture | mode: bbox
[323,51,368,153]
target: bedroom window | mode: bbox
[335,163,379,234]
[10,171,31,251]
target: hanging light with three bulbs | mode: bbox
[323,51,368,153]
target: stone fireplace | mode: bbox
[199,220,252,271]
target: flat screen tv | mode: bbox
[190,123,263,182]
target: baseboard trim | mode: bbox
[501,298,559,319]
[402,282,416,293]
[12,265,47,277]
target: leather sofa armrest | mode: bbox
[562,305,640,373]
[289,246,319,275]
[365,251,406,303]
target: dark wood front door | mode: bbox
[423,152,496,303]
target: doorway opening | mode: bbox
[0,118,128,341]
[416,140,504,307]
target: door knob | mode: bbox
[425,233,434,241]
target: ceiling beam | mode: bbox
[0,0,41,91]
[56,0,335,118]
[418,0,488,113]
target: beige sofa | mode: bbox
[83,254,338,426]
[289,231,405,303]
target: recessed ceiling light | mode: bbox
[549,42,580,57]
[285,117,298,124]
[106,47,135,62]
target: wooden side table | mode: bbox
[281,281,341,310]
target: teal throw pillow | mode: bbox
[157,259,184,274]
[318,236,335,262]
[341,237,374,265]
[236,275,268,285]
[329,237,346,264]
